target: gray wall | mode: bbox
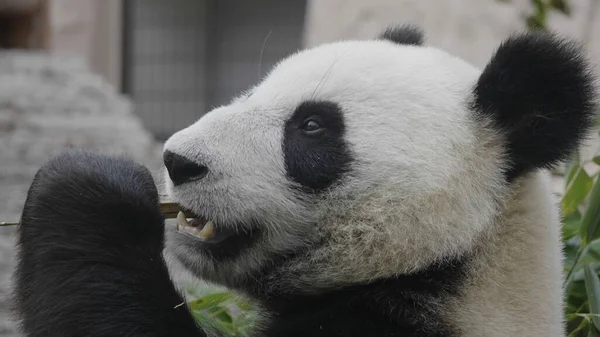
[124,0,307,140]
[304,0,600,69]
[124,0,210,140]
[208,0,307,107]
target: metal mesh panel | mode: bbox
[123,0,307,141]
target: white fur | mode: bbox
[448,171,565,336]
[163,38,564,333]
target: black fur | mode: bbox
[249,257,467,337]
[473,31,597,181]
[13,151,202,337]
[283,100,353,192]
[379,25,425,46]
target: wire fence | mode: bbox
[122,0,307,141]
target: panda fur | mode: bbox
[13,25,597,337]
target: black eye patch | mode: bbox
[283,100,353,192]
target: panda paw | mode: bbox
[14,150,205,337]
[18,150,166,251]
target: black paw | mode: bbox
[13,150,203,337]
[19,150,165,251]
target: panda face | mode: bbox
[163,37,510,292]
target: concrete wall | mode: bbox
[304,0,600,68]
[48,0,122,89]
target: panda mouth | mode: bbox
[176,211,237,244]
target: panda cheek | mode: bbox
[282,100,353,192]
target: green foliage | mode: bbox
[563,134,600,336]
[184,283,260,336]
[498,0,571,30]
[528,0,600,333]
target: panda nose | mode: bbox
[163,150,209,186]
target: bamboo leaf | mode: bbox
[573,261,600,283]
[526,15,546,30]
[563,167,594,216]
[566,244,580,273]
[188,292,233,311]
[568,315,587,336]
[566,156,583,187]
[589,324,600,337]
[564,210,583,241]
[583,178,600,243]
[588,247,600,264]
[584,264,600,330]
[234,297,254,311]
[212,309,234,324]
[550,0,571,15]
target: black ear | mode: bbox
[473,31,597,181]
[379,25,424,46]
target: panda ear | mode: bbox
[473,31,597,180]
[379,25,424,46]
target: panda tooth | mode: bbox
[198,221,216,239]
[177,211,190,228]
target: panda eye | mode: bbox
[301,119,322,133]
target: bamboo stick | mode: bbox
[1,199,194,227]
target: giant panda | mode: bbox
[12,25,598,337]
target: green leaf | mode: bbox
[588,243,600,263]
[565,210,583,241]
[574,262,600,282]
[213,309,234,324]
[593,156,600,167]
[567,314,586,336]
[584,264,600,331]
[578,240,600,265]
[188,292,233,311]
[563,167,594,216]
[583,178,600,243]
[566,244,581,274]
[550,0,571,15]
[569,280,589,303]
[566,156,583,187]
[589,324,600,337]
[569,314,590,337]
[191,306,239,337]
[526,15,546,30]
[567,246,589,289]
[531,0,545,9]
[233,297,254,311]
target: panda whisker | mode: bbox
[309,48,351,101]
[310,58,339,100]
[258,30,273,82]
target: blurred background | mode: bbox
[0,0,599,336]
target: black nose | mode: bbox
[163,150,209,186]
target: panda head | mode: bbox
[163,25,596,293]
